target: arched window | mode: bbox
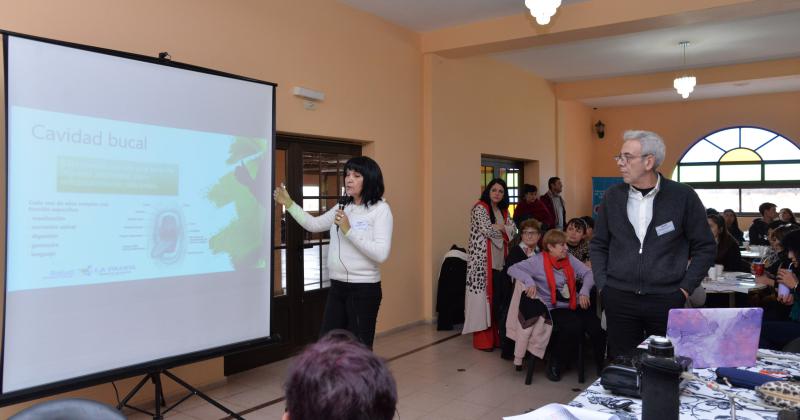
[671,127,800,214]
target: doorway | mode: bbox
[225,134,360,375]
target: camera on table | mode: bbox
[600,336,692,407]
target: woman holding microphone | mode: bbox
[273,156,393,349]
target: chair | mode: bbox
[9,398,126,420]
[525,338,584,385]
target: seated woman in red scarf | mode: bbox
[508,230,605,381]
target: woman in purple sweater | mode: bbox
[508,230,606,381]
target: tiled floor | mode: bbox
[126,324,593,419]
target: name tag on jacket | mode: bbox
[655,221,675,236]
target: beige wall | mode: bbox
[0,0,423,414]
[422,54,557,318]
[557,100,595,218]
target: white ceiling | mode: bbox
[492,10,800,82]
[338,0,800,105]
[338,0,586,32]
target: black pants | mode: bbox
[492,269,515,358]
[549,308,606,367]
[320,280,382,349]
[603,286,686,359]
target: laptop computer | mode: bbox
[666,307,763,368]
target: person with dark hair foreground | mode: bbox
[274,156,393,348]
[760,230,800,350]
[283,330,397,420]
[464,178,517,351]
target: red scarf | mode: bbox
[542,251,577,310]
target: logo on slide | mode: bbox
[150,210,185,265]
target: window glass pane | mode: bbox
[508,188,518,202]
[705,128,740,151]
[302,186,320,211]
[695,189,740,213]
[681,139,725,163]
[742,188,800,213]
[671,166,678,181]
[303,244,323,291]
[741,127,777,150]
[507,172,518,188]
[720,148,760,162]
[678,165,716,182]
[756,137,800,161]
[509,204,517,218]
[274,248,286,297]
[765,163,800,181]
[719,164,761,182]
[319,153,341,197]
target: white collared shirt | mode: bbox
[626,174,661,250]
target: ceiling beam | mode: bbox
[421,0,800,58]
[554,57,800,100]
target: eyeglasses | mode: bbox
[522,230,540,236]
[613,153,652,164]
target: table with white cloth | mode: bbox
[703,272,766,307]
[568,349,800,419]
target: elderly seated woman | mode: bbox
[508,230,605,382]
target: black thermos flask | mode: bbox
[641,337,683,420]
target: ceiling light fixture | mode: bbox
[524,0,561,25]
[673,41,696,99]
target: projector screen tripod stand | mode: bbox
[117,369,243,420]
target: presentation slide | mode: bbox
[2,35,274,394]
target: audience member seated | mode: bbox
[760,230,800,350]
[780,207,798,226]
[283,330,397,420]
[565,218,590,267]
[722,209,745,245]
[512,184,554,230]
[580,216,595,242]
[503,219,544,368]
[508,230,605,382]
[707,214,750,272]
[749,202,778,246]
[754,225,799,321]
[495,219,543,360]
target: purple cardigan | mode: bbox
[507,254,594,310]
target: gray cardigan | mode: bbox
[589,176,716,295]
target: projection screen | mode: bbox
[1,34,274,398]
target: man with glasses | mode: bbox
[590,130,715,359]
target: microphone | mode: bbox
[336,194,347,231]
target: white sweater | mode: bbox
[286,200,393,283]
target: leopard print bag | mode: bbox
[755,381,800,409]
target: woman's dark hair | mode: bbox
[344,156,384,207]
[723,209,739,225]
[782,229,800,257]
[284,330,397,420]
[521,184,538,195]
[708,214,727,237]
[479,178,509,223]
[565,218,587,234]
[580,216,595,230]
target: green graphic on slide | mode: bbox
[208,137,269,269]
